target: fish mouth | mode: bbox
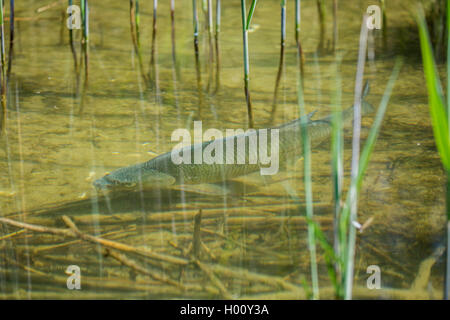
[93,176,114,191]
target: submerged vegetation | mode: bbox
[0,0,448,300]
[417,0,450,299]
[0,0,14,136]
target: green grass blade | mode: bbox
[297,49,319,300]
[331,53,344,297]
[417,7,450,170]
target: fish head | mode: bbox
[93,165,176,192]
[93,171,138,192]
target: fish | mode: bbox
[94,82,374,192]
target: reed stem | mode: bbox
[331,53,343,292]
[68,0,78,73]
[214,0,221,93]
[206,0,213,92]
[7,0,13,77]
[149,0,158,87]
[332,0,337,51]
[81,0,89,83]
[130,0,147,84]
[170,0,176,69]
[271,0,286,118]
[344,15,368,300]
[316,0,326,53]
[295,0,305,84]
[0,0,6,134]
[297,39,319,300]
[446,172,450,299]
[192,0,203,108]
[446,0,450,300]
[380,0,387,48]
[241,0,254,128]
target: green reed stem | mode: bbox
[332,0,337,51]
[331,53,343,295]
[296,38,319,300]
[129,0,147,84]
[246,0,258,30]
[343,15,368,300]
[80,0,89,82]
[295,0,305,82]
[170,0,176,66]
[447,0,450,140]
[316,0,326,52]
[7,0,13,77]
[0,0,5,134]
[206,0,213,92]
[214,0,221,93]
[192,0,203,108]
[417,2,450,299]
[150,0,158,82]
[271,0,286,117]
[68,0,78,73]
[446,172,450,299]
[241,0,254,128]
[135,0,140,47]
[380,0,387,48]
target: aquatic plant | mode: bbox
[296,30,319,299]
[130,0,148,84]
[214,0,221,93]
[0,0,14,136]
[316,0,326,52]
[149,0,158,87]
[298,14,402,299]
[241,0,257,128]
[271,0,286,117]
[332,0,337,51]
[294,0,304,74]
[192,0,203,107]
[417,2,450,299]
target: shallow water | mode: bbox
[0,0,446,299]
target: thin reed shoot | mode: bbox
[417,2,450,299]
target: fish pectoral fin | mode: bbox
[140,170,176,187]
[171,183,230,196]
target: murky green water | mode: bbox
[0,0,446,299]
